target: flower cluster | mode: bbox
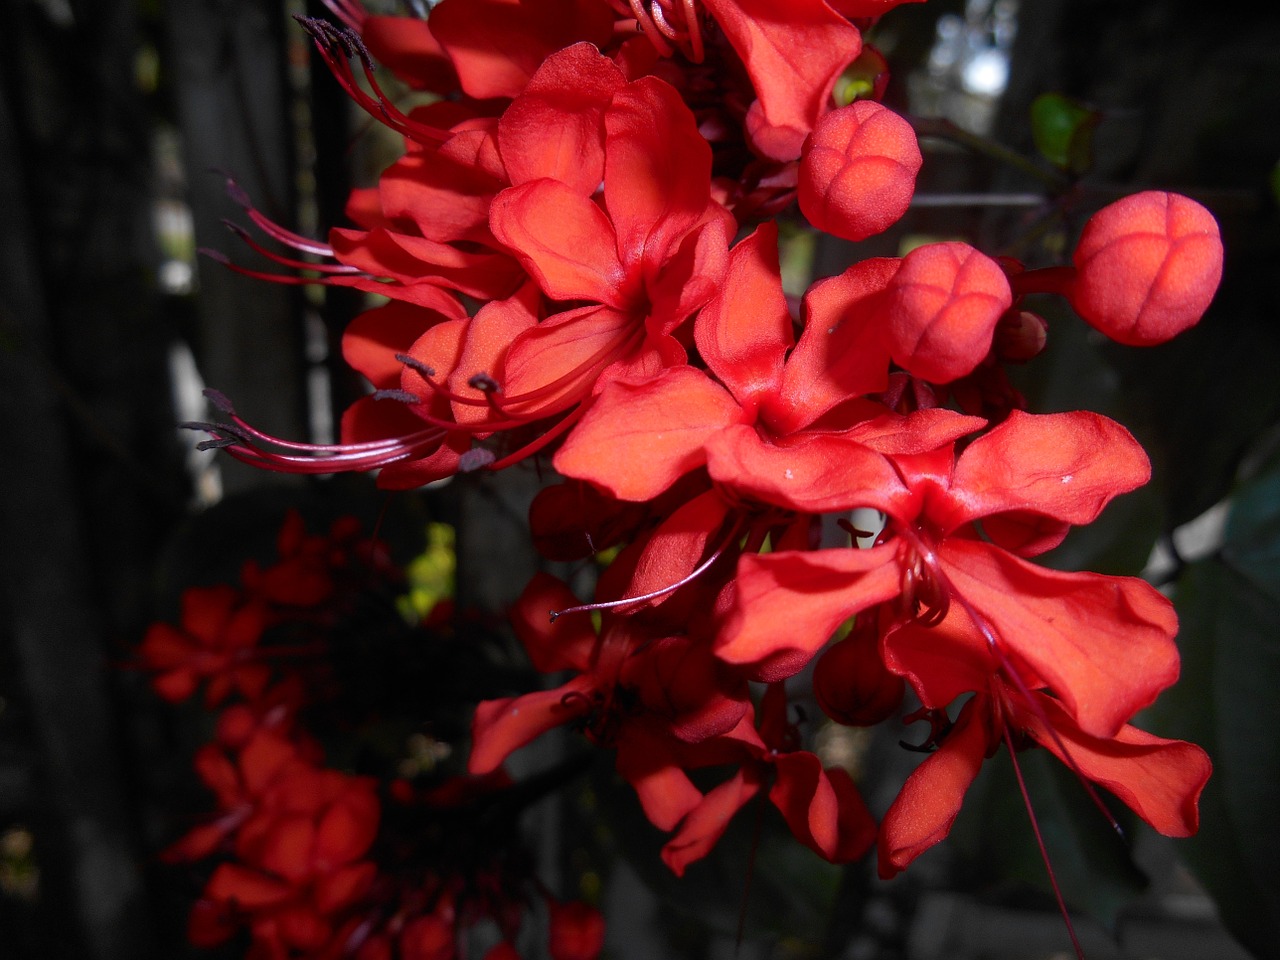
[186,0,1221,954]
[138,511,604,960]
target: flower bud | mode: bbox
[1070,191,1222,345]
[799,100,921,242]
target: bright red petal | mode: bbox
[877,697,994,878]
[489,180,625,306]
[693,221,792,408]
[940,539,1180,738]
[716,546,901,681]
[498,43,626,193]
[704,425,908,515]
[703,0,863,162]
[603,77,712,267]
[940,409,1151,538]
[1022,694,1210,838]
[553,366,741,501]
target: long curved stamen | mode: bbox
[484,405,585,471]
[319,0,366,31]
[549,518,744,621]
[296,17,449,147]
[648,1,683,42]
[1002,716,1087,960]
[221,221,361,274]
[220,174,339,258]
[891,520,1126,841]
[628,0,675,56]
[186,390,449,474]
[681,0,704,62]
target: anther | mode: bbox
[373,389,423,404]
[467,372,502,394]
[394,353,436,380]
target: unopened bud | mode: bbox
[993,310,1048,363]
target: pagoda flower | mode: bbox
[552,220,996,507]
[193,44,733,484]
[873,604,1211,880]
[714,407,1181,745]
[468,567,751,836]
[658,682,877,876]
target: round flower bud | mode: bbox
[799,100,921,242]
[1070,191,1222,346]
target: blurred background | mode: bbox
[2,0,1278,957]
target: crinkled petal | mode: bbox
[716,546,901,681]
[939,539,1180,738]
[694,222,792,407]
[498,43,626,192]
[1021,694,1210,838]
[489,180,626,306]
[704,0,863,162]
[704,425,908,515]
[554,366,741,501]
[877,697,994,877]
[604,77,713,268]
[940,409,1151,540]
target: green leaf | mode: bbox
[1030,93,1099,174]
[1148,557,1280,960]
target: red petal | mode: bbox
[940,539,1180,738]
[941,409,1151,537]
[716,546,901,681]
[614,724,704,831]
[769,258,897,432]
[343,301,460,389]
[468,679,593,775]
[694,222,792,407]
[258,815,315,882]
[446,283,540,425]
[798,101,921,242]
[361,16,458,93]
[548,900,606,960]
[704,425,908,515]
[489,180,625,305]
[660,767,762,876]
[884,242,1012,384]
[313,786,380,868]
[877,697,993,877]
[603,77,712,267]
[1071,191,1222,346]
[703,0,863,161]
[770,752,876,862]
[553,366,740,501]
[205,862,293,910]
[1021,694,1211,837]
[498,43,626,193]
[510,572,598,673]
[427,0,612,100]
[500,305,638,418]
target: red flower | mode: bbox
[716,408,1176,743]
[660,683,876,875]
[876,607,1211,876]
[136,584,270,707]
